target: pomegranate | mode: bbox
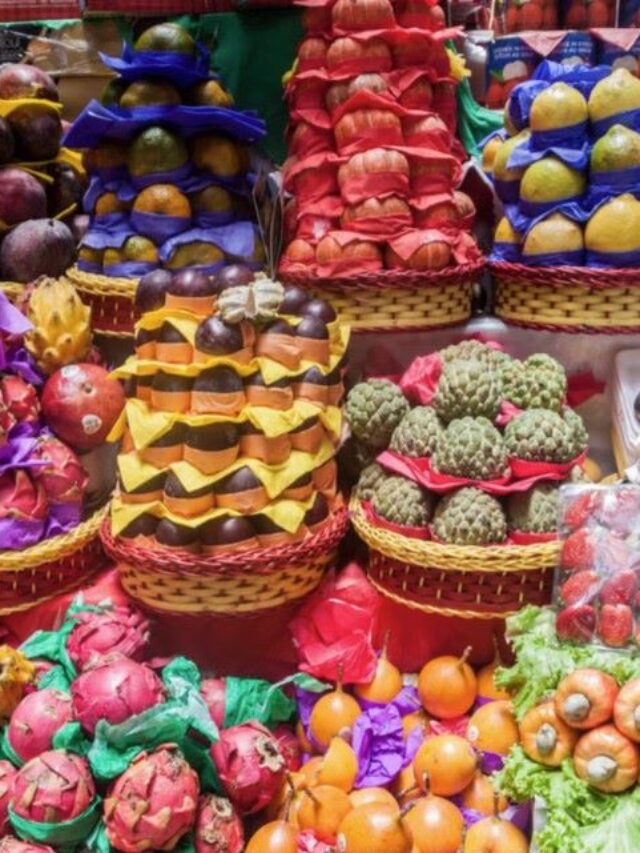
[41,363,125,451]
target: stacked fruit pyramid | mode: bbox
[104,267,348,608]
[248,644,530,851]
[346,340,591,547]
[0,64,84,286]
[486,66,640,268]
[66,22,266,281]
[278,0,482,276]
[0,598,311,852]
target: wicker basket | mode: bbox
[350,496,558,618]
[491,261,640,333]
[0,506,109,616]
[66,266,139,338]
[280,262,484,333]
[100,507,349,615]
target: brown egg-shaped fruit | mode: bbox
[195,316,244,354]
[155,518,199,549]
[193,366,244,394]
[120,513,159,538]
[281,286,311,315]
[297,316,329,340]
[200,515,258,549]
[186,423,239,450]
[302,298,337,323]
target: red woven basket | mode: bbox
[100,507,350,616]
[66,267,139,338]
[490,260,640,334]
[280,261,484,334]
[350,497,558,619]
[0,507,109,616]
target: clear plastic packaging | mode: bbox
[553,483,640,650]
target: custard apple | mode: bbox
[563,408,589,456]
[440,340,511,369]
[507,483,559,533]
[356,462,387,501]
[345,380,410,449]
[390,407,443,457]
[433,417,509,480]
[372,475,434,527]
[499,353,567,411]
[433,359,503,423]
[504,409,579,463]
[433,487,507,545]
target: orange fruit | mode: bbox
[78,247,103,267]
[418,649,477,719]
[467,701,519,756]
[133,184,192,218]
[127,126,188,178]
[297,785,352,843]
[564,1,586,26]
[191,185,234,216]
[586,0,610,24]
[402,709,430,740]
[520,0,543,27]
[191,79,234,107]
[192,135,248,178]
[120,80,181,108]
[349,787,399,810]
[463,815,528,852]
[104,236,158,267]
[392,764,420,806]
[95,191,129,216]
[354,635,403,704]
[476,661,511,701]
[541,5,557,25]
[461,771,509,816]
[317,737,358,791]
[486,80,505,110]
[402,795,464,853]
[309,684,361,750]
[84,140,128,171]
[413,735,477,797]
[337,803,413,853]
[296,720,315,754]
[245,819,298,852]
[505,6,520,30]
[165,241,223,270]
[299,756,323,786]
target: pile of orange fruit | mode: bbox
[245,646,530,852]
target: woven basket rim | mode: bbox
[489,260,640,288]
[0,504,109,571]
[350,496,559,571]
[101,506,350,575]
[67,266,138,298]
[280,259,485,291]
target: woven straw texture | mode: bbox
[67,266,139,338]
[101,507,349,615]
[0,507,109,615]
[280,262,483,333]
[491,261,640,333]
[350,496,557,618]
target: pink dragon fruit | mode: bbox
[11,750,95,824]
[66,604,150,671]
[194,794,244,853]
[0,395,12,441]
[0,470,47,522]
[200,678,226,728]
[0,375,39,423]
[211,721,285,815]
[29,435,87,504]
[0,760,17,834]
[71,657,164,735]
[0,839,55,853]
[104,746,199,852]
[273,724,302,772]
[7,688,73,763]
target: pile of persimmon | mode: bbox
[520,667,640,794]
[246,644,529,852]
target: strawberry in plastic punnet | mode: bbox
[71,657,164,735]
[194,794,244,853]
[7,688,73,763]
[10,750,95,824]
[555,604,596,643]
[104,746,199,853]
[66,604,150,671]
[211,722,286,815]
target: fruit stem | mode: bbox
[398,783,419,800]
[302,786,320,806]
[493,791,502,819]
[459,646,472,668]
[336,663,345,693]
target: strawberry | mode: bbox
[598,531,632,574]
[598,604,634,648]
[562,489,600,531]
[555,604,596,643]
[561,528,597,572]
[598,488,640,535]
[599,570,638,606]
[559,571,599,605]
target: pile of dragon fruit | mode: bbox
[0,600,300,851]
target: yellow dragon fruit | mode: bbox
[24,277,92,375]
[0,646,36,720]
